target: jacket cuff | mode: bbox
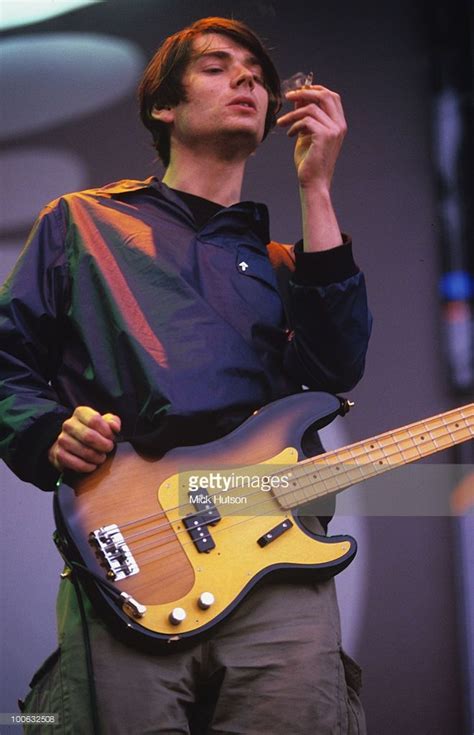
[292,235,359,287]
[13,409,71,491]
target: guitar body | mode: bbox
[55,392,356,649]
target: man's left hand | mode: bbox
[276,85,347,192]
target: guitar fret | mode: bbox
[341,453,368,486]
[442,414,455,441]
[275,404,474,510]
[349,447,366,480]
[286,465,326,505]
[426,423,441,451]
[462,407,474,438]
[379,436,396,466]
[333,447,368,487]
[407,426,428,459]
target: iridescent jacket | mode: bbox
[0,178,372,490]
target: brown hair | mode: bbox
[138,17,281,167]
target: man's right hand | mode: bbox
[48,406,121,473]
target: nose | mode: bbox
[231,65,255,90]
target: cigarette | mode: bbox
[281,71,314,94]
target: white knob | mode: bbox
[169,607,187,625]
[198,592,215,610]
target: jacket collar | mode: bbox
[95,177,270,246]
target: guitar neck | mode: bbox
[274,404,474,510]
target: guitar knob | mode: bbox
[169,607,187,625]
[198,592,215,610]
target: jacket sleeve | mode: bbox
[270,237,372,393]
[0,201,73,490]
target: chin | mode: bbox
[218,134,261,161]
[219,124,264,152]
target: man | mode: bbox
[0,17,371,735]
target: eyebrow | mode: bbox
[194,50,262,69]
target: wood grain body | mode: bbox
[55,392,473,643]
[56,392,349,640]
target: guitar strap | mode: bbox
[69,570,102,735]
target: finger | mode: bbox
[282,107,343,137]
[286,118,319,138]
[102,413,122,433]
[62,415,115,452]
[285,87,344,119]
[279,96,345,128]
[56,432,109,465]
[49,443,99,474]
[74,406,117,439]
[285,116,342,140]
[285,85,341,103]
[277,103,336,130]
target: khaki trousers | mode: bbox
[22,569,366,735]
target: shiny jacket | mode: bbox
[0,178,372,490]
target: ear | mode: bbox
[150,104,175,124]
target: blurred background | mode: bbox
[0,1,473,732]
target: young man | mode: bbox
[0,17,371,735]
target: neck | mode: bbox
[162,144,248,207]
[272,403,474,510]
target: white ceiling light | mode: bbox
[0,0,100,31]
[0,33,145,140]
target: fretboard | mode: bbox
[273,404,474,510]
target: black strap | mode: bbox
[70,569,102,735]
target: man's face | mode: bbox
[159,33,270,157]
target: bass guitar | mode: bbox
[54,391,473,649]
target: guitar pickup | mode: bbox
[257,519,294,548]
[183,514,216,552]
[188,488,221,524]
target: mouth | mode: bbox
[228,97,257,111]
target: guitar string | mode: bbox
[92,422,474,601]
[109,492,281,567]
[125,504,286,577]
[108,416,473,589]
[90,416,473,626]
[109,414,474,561]
[121,412,469,538]
[113,408,474,541]
[274,412,474,508]
[103,416,473,572]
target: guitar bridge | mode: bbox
[89,524,139,581]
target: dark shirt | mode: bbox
[0,178,372,491]
[173,189,222,228]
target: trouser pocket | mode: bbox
[20,648,68,733]
[341,649,367,735]
[341,648,363,695]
